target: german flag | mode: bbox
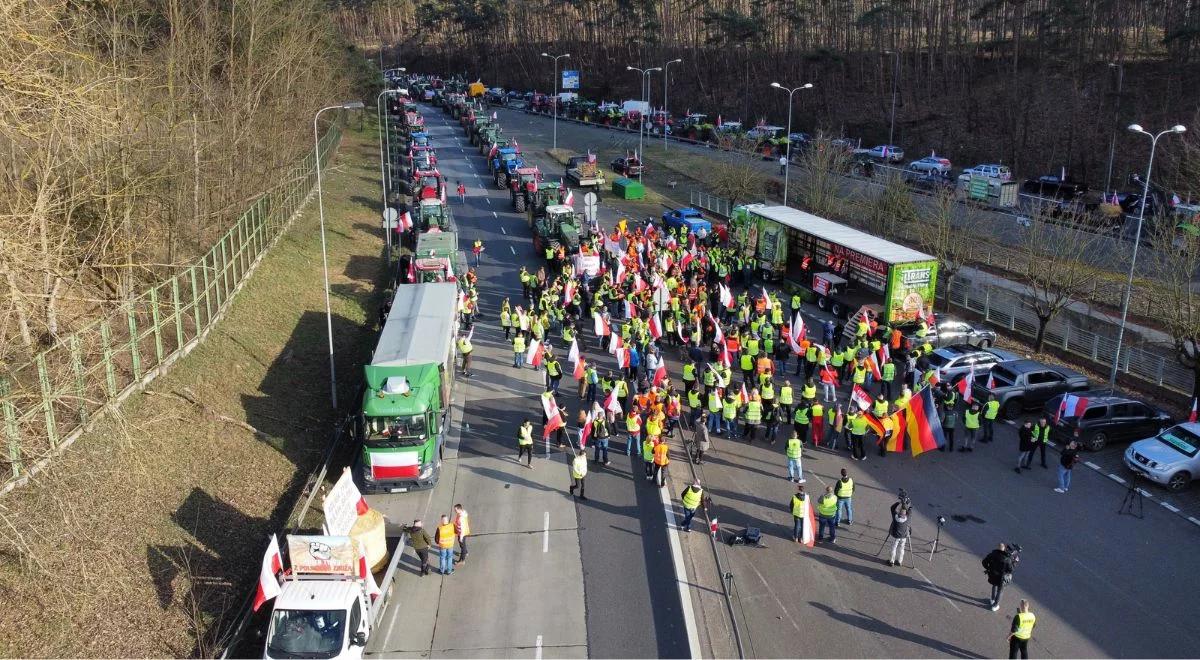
[885,408,908,453]
[867,410,907,453]
[906,387,946,457]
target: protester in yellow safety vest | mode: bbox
[744,396,763,443]
[625,411,642,457]
[964,404,981,451]
[569,451,588,500]
[789,484,810,543]
[786,433,804,483]
[779,382,794,419]
[853,364,868,385]
[722,393,739,436]
[880,359,896,398]
[517,419,534,467]
[816,486,839,542]
[983,395,1000,443]
[435,515,456,575]
[512,334,527,368]
[679,482,705,531]
[1008,600,1036,659]
[849,411,868,461]
[802,379,817,402]
[835,468,854,525]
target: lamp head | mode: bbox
[1172,124,1187,133]
[343,101,365,110]
[670,58,682,64]
[1128,124,1143,133]
[563,53,571,58]
[541,52,550,57]
[802,83,814,89]
[626,65,635,71]
[770,82,782,89]
[649,67,662,72]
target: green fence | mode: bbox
[0,117,346,493]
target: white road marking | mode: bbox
[1188,517,1200,527]
[543,511,550,553]
[493,211,499,218]
[1137,488,1153,498]
[1084,461,1101,470]
[1161,502,1180,512]
[501,227,507,235]
[657,485,702,658]
[914,566,962,612]
[511,246,517,255]
[1108,473,1126,484]
[535,635,543,660]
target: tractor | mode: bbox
[413,197,455,232]
[509,166,543,213]
[533,204,586,254]
[468,117,493,147]
[647,110,674,136]
[477,125,504,155]
[489,147,523,188]
[526,182,566,229]
[409,168,446,202]
[574,101,598,122]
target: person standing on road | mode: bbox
[472,238,484,267]
[568,449,588,500]
[693,415,711,465]
[849,409,868,461]
[642,435,656,480]
[835,468,854,526]
[1033,416,1051,468]
[457,180,467,204]
[963,403,981,452]
[653,438,671,488]
[1016,421,1035,473]
[983,395,1000,443]
[453,504,470,565]
[679,481,705,531]
[983,543,1016,611]
[779,154,788,175]
[816,485,839,544]
[545,354,563,395]
[785,432,804,483]
[789,484,811,544]
[1055,441,1080,493]
[591,414,611,466]
[517,419,534,468]
[886,507,911,567]
[1007,600,1036,659]
[434,515,456,576]
[512,333,526,369]
[403,519,433,577]
[457,333,474,377]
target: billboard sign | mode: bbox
[885,261,938,323]
[562,70,580,90]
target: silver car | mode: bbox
[923,345,1020,383]
[1124,422,1200,492]
[908,156,952,174]
[867,145,905,162]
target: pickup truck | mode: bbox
[565,155,606,188]
[661,207,713,236]
[971,359,1090,419]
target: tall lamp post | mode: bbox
[1103,61,1125,197]
[884,50,900,149]
[1108,123,1186,391]
[662,58,682,151]
[376,89,402,266]
[313,101,366,410]
[770,81,814,205]
[627,65,661,179]
[541,52,570,150]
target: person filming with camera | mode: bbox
[982,542,1018,611]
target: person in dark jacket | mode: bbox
[1015,421,1035,473]
[886,506,912,567]
[403,519,434,576]
[983,543,1016,611]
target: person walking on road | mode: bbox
[785,432,805,483]
[653,438,670,488]
[679,481,705,531]
[434,515,456,575]
[816,486,839,543]
[591,415,611,466]
[453,504,470,564]
[642,435,656,480]
[886,506,911,567]
[789,484,811,544]
[568,449,588,500]
[1033,416,1051,468]
[778,154,788,175]
[472,238,484,267]
[517,419,534,468]
[457,180,467,204]
[457,333,474,377]
[403,519,433,576]
[512,333,526,369]
[1055,441,1080,493]
[983,543,1016,611]
[693,415,711,464]
[1016,421,1035,472]
[1007,600,1036,659]
[983,395,1000,442]
[835,468,854,526]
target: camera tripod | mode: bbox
[874,532,917,568]
[1118,476,1145,519]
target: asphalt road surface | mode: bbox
[360,101,1200,658]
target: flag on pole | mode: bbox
[579,410,594,447]
[649,314,663,339]
[253,535,283,612]
[956,368,975,403]
[542,392,564,439]
[719,284,734,309]
[1191,398,1198,423]
[761,287,773,310]
[850,385,873,411]
[739,383,750,405]
[787,330,803,355]
[573,357,586,380]
[866,354,883,381]
[616,347,631,369]
[358,540,382,600]
[860,308,872,335]
[526,339,544,367]
[710,315,724,344]
[593,312,611,336]
[719,343,732,368]
[928,367,941,386]
[1056,394,1089,423]
[564,188,575,206]
[492,111,498,120]
[567,338,580,365]
[653,362,668,387]
[792,312,806,342]
[877,342,890,365]
[905,387,946,457]
[604,388,623,414]
[625,300,638,319]
[793,493,816,548]
[563,280,577,305]
[608,333,624,355]
[398,211,413,231]
[985,373,996,390]
[615,261,627,284]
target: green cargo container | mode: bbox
[611,177,645,200]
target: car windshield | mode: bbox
[1156,427,1200,458]
[925,352,954,368]
[420,176,438,189]
[267,609,346,659]
[367,414,427,446]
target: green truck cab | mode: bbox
[359,282,459,493]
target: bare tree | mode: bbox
[707,159,767,208]
[793,135,851,216]
[1017,212,1107,351]
[912,190,979,311]
[1146,221,1200,398]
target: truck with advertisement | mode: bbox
[730,204,939,322]
[358,282,458,493]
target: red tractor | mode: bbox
[410,168,446,202]
[509,166,543,212]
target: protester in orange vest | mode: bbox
[453,504,471,564]
[434,515,456,575]
[652,439,670,488]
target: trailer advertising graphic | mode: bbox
[885,261,939,322]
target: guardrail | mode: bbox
[0,115,345,493]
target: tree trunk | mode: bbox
[1033,314,1051,352]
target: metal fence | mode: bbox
[0,117,346,492]
[689,190,1192,396]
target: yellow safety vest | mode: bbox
[779,386,793,405]
[791,493,808,517]
[811,403,824,419]
[518,424,533,446]
[571,456,588,479]
[836,477,854,499]
[642,438,655,460]
[683,363,696,381]
[817,494,838,517]
[786,438,803,459]
[850,414,868,435]
[873,400,889,417]
[985,400,1000,420]
[626,414,641,433]
[437,523,456,548]
[802,384,817,400]
[682,487,703,510]
[745,400,762,423]
[964,410,981,429]
[722,398,738,419]
[1013,612,1036,640]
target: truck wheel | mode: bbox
[817,296,829,311]
[831,302,845,318]
[1085,432,1108,451]
[1003,399,1023,419]
[1168,471,1191,492]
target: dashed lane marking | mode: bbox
[1084,461,1101,470]
[1108,474,1126,484]
[510,245,517,255]
[535,635,543,660]
[1161,502,1180,512]
[543,512,550,553]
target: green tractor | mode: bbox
[533,204,586,254]
[525,182,566,229]
[413,197,456,232]
[478,125,504,154]
[468,117,493,147]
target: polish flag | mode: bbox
[593,312,611,336]
[633,274,647,293]
[358,540,382,600]
[719,284,734,309]
[957,368,975,403]
[719,343,732,368]
[788,330,803,355]
[792,312,806,342]
[985,373,996,390]
[398,211,413,231]
[526,339,544,366]
[579,411,594,447]
[564,188,575,206]
[928,367,941,386]
[877,343,890,365]
[794,494,816,548]
[653,362,668,387]
[573,357,586,380]
[563,280,576,305]
[252,535,283,612]
[739,384,750,405]
[761,287,773,309]
[616,347,631,369]
[369,450,419,480]
[542,392,564,439]
[649,314,663,339]
[681,252,695,271]
[608,334,624,355]
[625,300,638,319]
[860,309,872,335]
[567,338,580,365]
[850,384,873,411]
[615,261,627,284]
[604,388,623,414]
[866,354,883,380]
[709,315,724,344]
[1190,398,1198,423]
[1056,394,1089,423]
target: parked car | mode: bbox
[867,145,905,162]
[961,164,1012,181]
[923,345,1021,384]
[908,156,952,174]
[746,125,786,141]
[1022,175,1088,200]
[1124,422,1200,491]
[1042,393,1172,451]
[842,312,997,349]
[972,360,1090,418]
[662,207,713,235]
[611,156,644,177]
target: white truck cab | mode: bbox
[264,580,370,660]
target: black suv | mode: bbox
[1042,393,1172,451]
[972,359,1090,418]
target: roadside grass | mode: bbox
[0,122,388,657]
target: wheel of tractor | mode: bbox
[515,195,526,213]
[494,171,502,188]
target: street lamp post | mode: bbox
[770,81,814,205]
[626,65,662,179]
[376,89,402,266]
[313,101,366,410]
[1108,123,1186,391]
[541,52,570,151]
[662,58,682,151]
[1104,62,1125,197]
[885,50,900,149]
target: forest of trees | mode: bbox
[334,0,1200,196]
[0,0,373,365]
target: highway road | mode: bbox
[351,98,1200,658]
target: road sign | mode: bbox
[583,192,598,224]
[584,192,597,206]
[382,207,398,229]
[562,70,580,90]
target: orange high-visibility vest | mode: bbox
[437,523,455,548]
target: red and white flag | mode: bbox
[793,494,816,548]
[615,261,627,284]
[761,287,773,310]
[593,312,611,336]
[792,312,806,342]
[253,535,283,612]
[850,384,873,411]
[985,373,996,390]
[608,333,624,355]
[526,339,545,367]
[680,252,695,271]
[787,330,803,355]
[398,211,413,232]
[542,392,564,439]
[563,280,577,305]
[653,362,668,387]
[625,300,638,319]
[604,388,623,414]
[860,309,872,335]
[957,368,975,403]
[928,367,941,386]
[579,410,594,447]
[616,347,631,369]
[573,357,586,380]
[877,343,890,365]
[649,314,663,339]
[1190,398,1198,423]
[719,343,732,367]
[1056,394,1088,423]
[358,540,382,600]
[564,188,575,206]
[739,384,750,405]
[710,315,724,344]
[719,284,734,309]
[866,354,883,380]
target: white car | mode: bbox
[867,145,905,162]
[1124,422,1200,492]
[908,156,952,174]
[746,125,786,141]
[962,163,1012,181]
